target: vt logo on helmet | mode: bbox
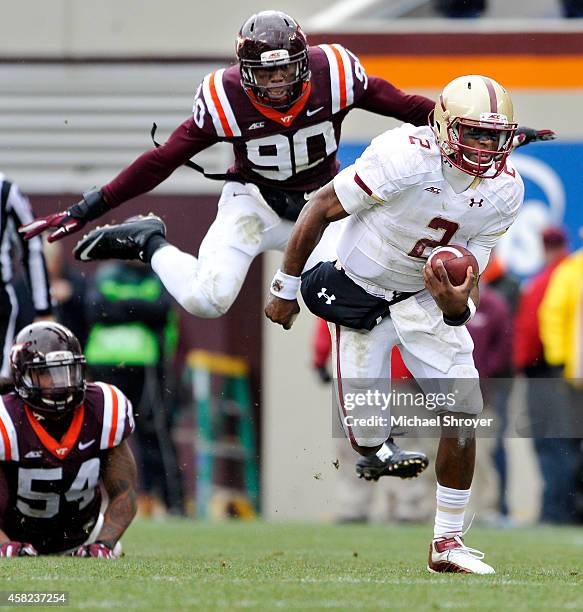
[236,10,311,110]
[432,75,518,179]
[10,322,86,417]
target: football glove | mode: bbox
[72,542,117,559]
[19,188,110,243]
[512,127,556,150]
[0,541,38,557]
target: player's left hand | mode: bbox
[0,541,38,557]
[512,127,556,150]
[265,296,300,330]
[72,542,117,559]
[423,259,474,319]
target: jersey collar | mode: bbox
[442,159,478,194]
[25,404,85,460]
[248,82,312,128]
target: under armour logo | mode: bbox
[469,198,483,208]
[424,187,442,194]
[317,288,336,305]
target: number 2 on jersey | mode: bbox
[408,217,460,258]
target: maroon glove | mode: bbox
[512,127,556,150]
[0,541,38,557]
[19,188,110,243]
[72,542,117,559]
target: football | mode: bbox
[427,245,479,286]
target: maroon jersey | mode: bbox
[102,45,433,209]
[0,382,133,554]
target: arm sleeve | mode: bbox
[357,75,434,127]
[7,184,52,315]
[97,383,135,451]
[332,131,406,214]
[101,116,219,207]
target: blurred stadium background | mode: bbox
[1,0,582,526]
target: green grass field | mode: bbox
[1,520,582,610]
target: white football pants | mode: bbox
[329,313,481,449]
[151,181,340,318]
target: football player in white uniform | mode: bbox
[265,75,525,574]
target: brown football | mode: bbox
[427,245,479,286]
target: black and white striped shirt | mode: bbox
[0,175,51,314]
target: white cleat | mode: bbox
[427,535,495,574]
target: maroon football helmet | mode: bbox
[10,322,86,417]
[236,11,310,109]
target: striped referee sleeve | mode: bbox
[5,181,51,315]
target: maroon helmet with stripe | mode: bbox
[236,11,310,109]
[432,75,518,178]
[10,322,86,417]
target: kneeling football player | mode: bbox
[0,322,137,558]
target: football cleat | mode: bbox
[427,535,495,574]
[73,214,166,262]
[356,438,429,480]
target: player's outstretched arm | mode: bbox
[74,440,137,558]
[512,126,556,150]
[20,116,215,243]
[19,188,111,243]
[265,182,348,330]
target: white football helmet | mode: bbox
[433,75,518,178]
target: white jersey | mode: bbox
[333,124,524,293]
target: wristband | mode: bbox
[68,188,110,221]
[443,297,476,327]
[270,269,300,301]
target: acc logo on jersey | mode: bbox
[248,121,265,130]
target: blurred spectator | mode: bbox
[479,255,521,518]
[435,0,486,18]
[539,244,583,522]
[514,227,569,373]
[15,241,88,347]
[467,285,513,522]
[515,226,574,523]
[0,177,52,375]
[85,261,183,516]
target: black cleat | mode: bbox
[356,438,429,481]
[73,214,166,262]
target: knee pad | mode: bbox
[181,288,229,319]
[445,364,483,415]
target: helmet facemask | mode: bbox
[239,49,310,109]
[18,351,86,418]
[444,115,517,178]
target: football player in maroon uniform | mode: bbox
[0,322,137,558]
[20,11,552,482]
